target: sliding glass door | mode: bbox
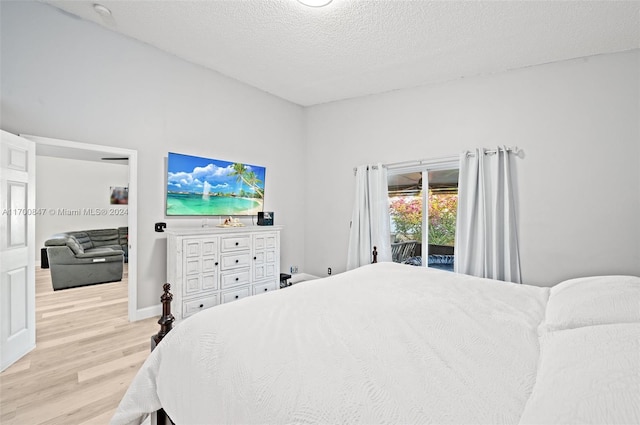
[388,165,458,270]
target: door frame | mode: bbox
[22,135,138,322]
[387,157,459,268]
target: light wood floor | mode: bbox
[0,266,159,425]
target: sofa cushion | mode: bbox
[118,227,128,245]
[66,236,84,255]
[86,229,120,247]
[68,231,93,250]
[76,247,123,259]
[44,234,70,247]
[44,228,125,258]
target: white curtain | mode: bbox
[346,164,392,270]
[454,147,522,283]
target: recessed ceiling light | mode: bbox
[297,0,333,7]
[93,3,112,17]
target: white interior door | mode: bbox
[0,130,36,371]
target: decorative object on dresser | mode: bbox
[166,226,282,320]
[279,272,292,288]
[257,211,274,225]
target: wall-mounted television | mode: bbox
[166,152,265,216]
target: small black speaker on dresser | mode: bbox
[257,211,274,226]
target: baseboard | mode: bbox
[134,304,162,322]
[289,273,320,284]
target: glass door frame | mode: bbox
[387,157,458,268]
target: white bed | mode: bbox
[111,262,640,425]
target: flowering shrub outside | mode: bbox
[389,197,422,242]
[389,192,457,246]
[428,193,457,246]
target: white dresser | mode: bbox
[166,226,282,320]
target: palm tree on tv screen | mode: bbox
[245,171,263,198]
[230,163,263,199]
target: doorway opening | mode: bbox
[23,134,138,321]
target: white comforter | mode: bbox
[112,263,640,425]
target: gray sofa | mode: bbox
[44,228,127,290]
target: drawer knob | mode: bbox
[264,288,268,292]
[199,304,204,308]
[235,277,239,281]
[235,259,239,263]
[253,256,257,260]
[235,242,239,246]
[235,295,239,299]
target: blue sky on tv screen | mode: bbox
[167,152,265,196]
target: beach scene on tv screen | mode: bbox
[166,152,265,216]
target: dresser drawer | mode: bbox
[221,286,250,304]
[220,235,251,252]
[183,295,218,318]
[252,281,277,295]
[220,269,250,289]
[220,252,251,270]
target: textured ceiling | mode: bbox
[43,0,640,106]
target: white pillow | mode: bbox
[541,275,640,332]
[519,323,640,425]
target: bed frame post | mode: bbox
[372,246,378,263]
[151,284,176,425]
[153,283,175,347]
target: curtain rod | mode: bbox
[466,146,521,157]
[352,164,384,175]
[384,154,459,170]
[385,146,520,169]
[353,146,522,173]
[353,154,459,173]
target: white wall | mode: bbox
[1,1,306,311]
[304,50,640,286]
[35,156,129,263]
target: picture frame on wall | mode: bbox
[110,186,128,205]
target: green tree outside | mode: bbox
[389,192,457,246]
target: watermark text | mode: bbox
[1,208,128,216]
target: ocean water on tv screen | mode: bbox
[166,193,262,216]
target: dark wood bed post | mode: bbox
[153,283,175,347]
[372,246,378,263]
[152,284,175,425]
